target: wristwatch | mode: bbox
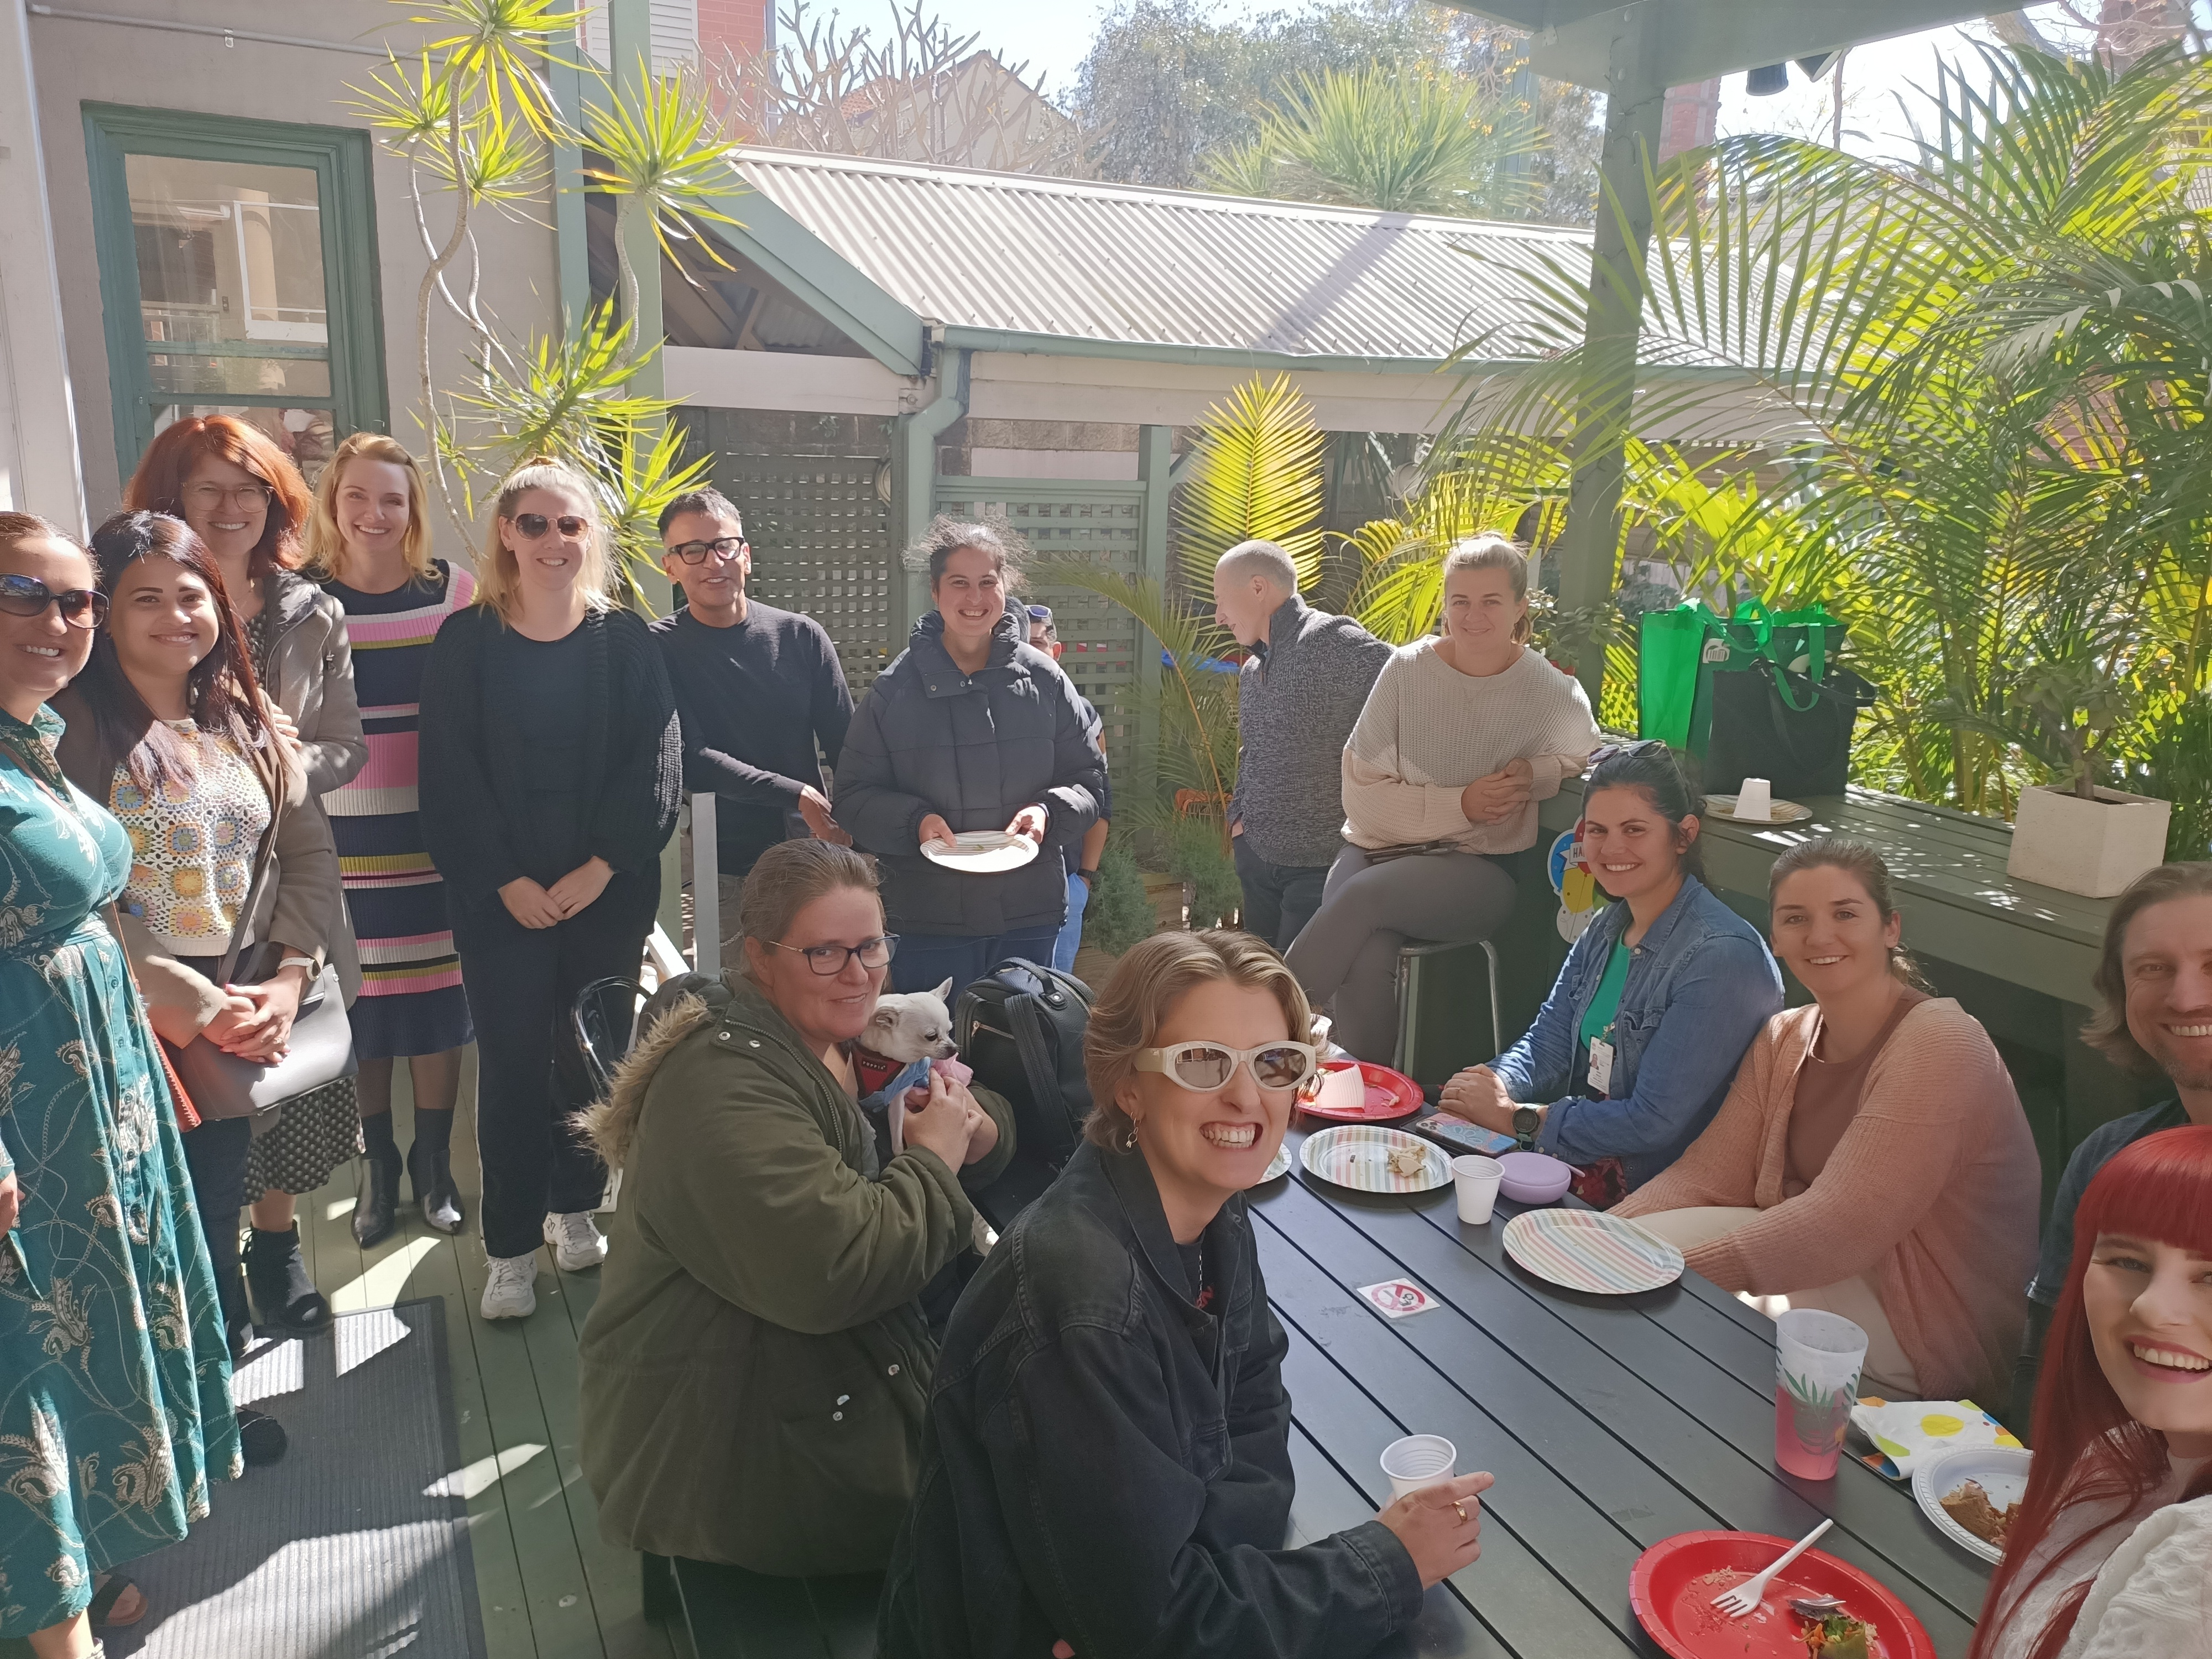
[1076,867,1100,885]
[1511,1104,1542,1150]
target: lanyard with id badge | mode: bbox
[1586,1025,1616,1098]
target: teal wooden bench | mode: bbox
[1396,780,2164,1218]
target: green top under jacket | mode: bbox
[577,976,1015,1574]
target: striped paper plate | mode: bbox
[1249,1143,1291,1187]
[1503,1209,1684,1295]
[1300,1125,1450,1194]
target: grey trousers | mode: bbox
[1285,844,1519,1063]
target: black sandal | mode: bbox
[88,1572,147,1628]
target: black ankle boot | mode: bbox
[243,1224,330,1334]
[408,1141,464,1235]
[354,1143,403,1247]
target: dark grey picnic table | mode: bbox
[1256,1119,1996,1659]
[669,1129,1995,1656]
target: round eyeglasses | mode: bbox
[0,576,108,630]
[1134,1040,1321,1093]
[769,935,900,976]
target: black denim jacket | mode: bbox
[879,1140,1423,1658]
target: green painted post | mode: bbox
[1553,5,1666,714]
[890,346,968,629]
[1135,424,1173,813]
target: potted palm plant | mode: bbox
[2004,660,2171,898]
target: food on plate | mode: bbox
[1801,1611,1876,1659]
[1385,1142,1430,1179]
[1939,1478,2018,1548]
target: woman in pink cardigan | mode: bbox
[1614,838,2041,1402]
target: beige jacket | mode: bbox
[54,688,345,1046]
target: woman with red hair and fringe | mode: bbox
[122,416,366,1344]
[1970,1124,2212,1659]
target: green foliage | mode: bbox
[1072,0,1599,222]
[1203,62,1538,217]
[1173,374,1327,594]
[1085,839,1160,958]
[1443,43,2212,817]
[348,0,738,597]
[1165,813,1243,929]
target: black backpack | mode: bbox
[956,959,1094,1170]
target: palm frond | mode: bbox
[1173,374,1327,595]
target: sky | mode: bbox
[919,2,2206,158]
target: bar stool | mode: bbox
[1394,938,1504,1083]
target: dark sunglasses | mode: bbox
[0,575,108,629]
[1587,737,1671,772]
[669,536,747,565]
[509,512,589,540]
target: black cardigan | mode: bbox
[418,604,681,909]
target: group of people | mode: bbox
[4,438,2208,1659]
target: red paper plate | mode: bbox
[1629,1532,1937,1659]
[1297,1060,1423,1123]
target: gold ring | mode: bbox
[1454,1500,1468,1522]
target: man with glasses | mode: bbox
[651,489,854,969]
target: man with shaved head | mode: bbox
[1213,540,1392,952]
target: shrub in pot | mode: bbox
[2001,662,2169,898]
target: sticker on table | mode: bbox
[1357,1279,1438,1319]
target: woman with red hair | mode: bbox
[123,416,366,1341]
[1971,1124,2212,1659]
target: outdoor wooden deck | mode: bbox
[290,1065,694,1659]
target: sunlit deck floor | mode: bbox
[288,1061,694,1659]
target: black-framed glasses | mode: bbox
[510,512,589,540]
[669,536,746,565]
[0,576,108,630]
[770,934,899,976]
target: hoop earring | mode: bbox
[1120,1119,1140,1152]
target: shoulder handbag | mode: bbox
[171,789,357,1122]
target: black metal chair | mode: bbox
[570,976,647,1102]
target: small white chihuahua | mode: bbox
[860,978,957,1068]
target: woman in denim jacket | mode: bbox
[1441,742,1781,1202]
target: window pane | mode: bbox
[152,405,336,482]
[126,154,330,361]
[146,351,331,399]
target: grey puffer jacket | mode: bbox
[834,612,1105,937]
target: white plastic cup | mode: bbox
[1773,1308,1869,1480]
[1451,1155,1504,1225]
[1380,1433,1457,1499]
[1735,777,1775,822]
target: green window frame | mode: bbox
[84,104,388,484]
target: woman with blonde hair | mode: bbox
[418,459,679,1321]
[578,838,1014,1578]
[1286,535,1600,1060]
[126,413,367,1336]
[881,929,1493,1659]
[307,433,477,1246]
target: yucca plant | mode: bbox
[1445,43,2212,815]
[1204,61,1541,219]
[348,0,740,594]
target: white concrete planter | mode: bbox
[2006,782,2172,898]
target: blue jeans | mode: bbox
[891,926,1063,1004]
[1052,872,1088,973]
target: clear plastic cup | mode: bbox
[1773,1308,1868,1479]
[1380,1434,1457,1499]
[1452,1155,1504,1225]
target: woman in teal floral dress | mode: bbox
[0,513,238,1656]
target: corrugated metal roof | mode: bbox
[728,147,1592,364]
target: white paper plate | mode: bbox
[1702,794,1814,824]
[1914,1444,2032,1563]
[1501,1209,1684,1295]
[921,832,1040,874]
[1249,1144,1291,1187]
[1300,1125,1449,1193]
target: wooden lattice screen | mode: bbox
[717,450,899,694]
[934,479,1149,779]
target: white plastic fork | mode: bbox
[1712,1519,1834,1618]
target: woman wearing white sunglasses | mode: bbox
[881,928,1494,1659]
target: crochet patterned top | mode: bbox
[108,721,272,956]
[1340,639,1600,855]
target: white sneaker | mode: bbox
[543,1211,608,1272]
[480,1252,538,1320]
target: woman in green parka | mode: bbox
[576,839,1014,1575]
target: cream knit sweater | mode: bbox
[1339,640,1600,854]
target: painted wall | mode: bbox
[27,0,564,561]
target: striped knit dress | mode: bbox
[322,561,476,1059]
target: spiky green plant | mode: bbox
[348,0,740,594]
[1172,374,1327,595]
